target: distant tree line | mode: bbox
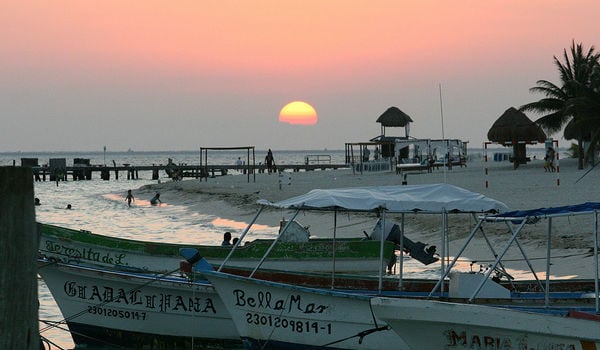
[520,40,600,169]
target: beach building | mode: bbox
[487,107,547,169]
[346,106,468,173]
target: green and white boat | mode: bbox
[39,221,396,274]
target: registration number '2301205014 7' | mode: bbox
[246,312,332,335]
[88,305,147,321]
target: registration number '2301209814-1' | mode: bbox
[245,312,332,335]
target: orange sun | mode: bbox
[278,101,318,125]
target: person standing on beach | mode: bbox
[548,147,556,172]
[265,149,275,174]
[125,190,135,207]
[545,147,556,172]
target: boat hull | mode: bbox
[38,260,241,349]
[370,297,600,350]
[64,321,241,349]
[39,223,394,274]
[204,270,408,350]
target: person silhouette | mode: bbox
[125,190,135,207]
[150,193,161,206]
[265,149,275,174]
[221,231,232,246]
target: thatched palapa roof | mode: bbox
[376,107,413,127]
[487,107,547,144]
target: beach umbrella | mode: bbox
[376,106,413,137]
[487,107,547,169]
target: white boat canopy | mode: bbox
[257,183,508,214]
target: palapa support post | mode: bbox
[0,167,39,349]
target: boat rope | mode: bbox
[38,333,62,350]
[39,319,128,349]
[259,293,293,350]
[321,325,390,347]
[321,297,390,347]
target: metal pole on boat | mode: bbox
[502,220,543,291]
[440,208,447,294]
[468,218,528,302]
[250,208,301,278]
[331,209,337,289]
[398,213,405,290]
[378,208,386,292]
[218,206,265,272]
[0,167,39,349]
[429,217,485,297]
[545,217,552,307]
[594,211,599,313]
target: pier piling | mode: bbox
[0,167,39,349]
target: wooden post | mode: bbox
[101,168,110,180]
[0,167,39,349]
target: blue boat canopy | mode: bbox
[487,202,600,222]
[257,183,509,214]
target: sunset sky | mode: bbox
[2,1,599,152]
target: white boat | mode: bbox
[204,270,407,350]
[371,297,600,350]
[200,183,509,349]
[370,202,600,350]
[38,259,241,349]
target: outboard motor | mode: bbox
[370,219,402,244]
[370,219,439,266]
[279,220,310,242]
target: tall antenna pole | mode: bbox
[439,83,445,140]
[439,84,447,183]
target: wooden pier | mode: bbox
[29,162,349,182]
[19,149,348,183]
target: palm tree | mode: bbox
[565,55,600,164]
[520,41,600,169]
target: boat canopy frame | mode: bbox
[218,183,509,292]
[429,202,600,312]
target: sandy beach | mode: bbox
[138,156,600,280]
